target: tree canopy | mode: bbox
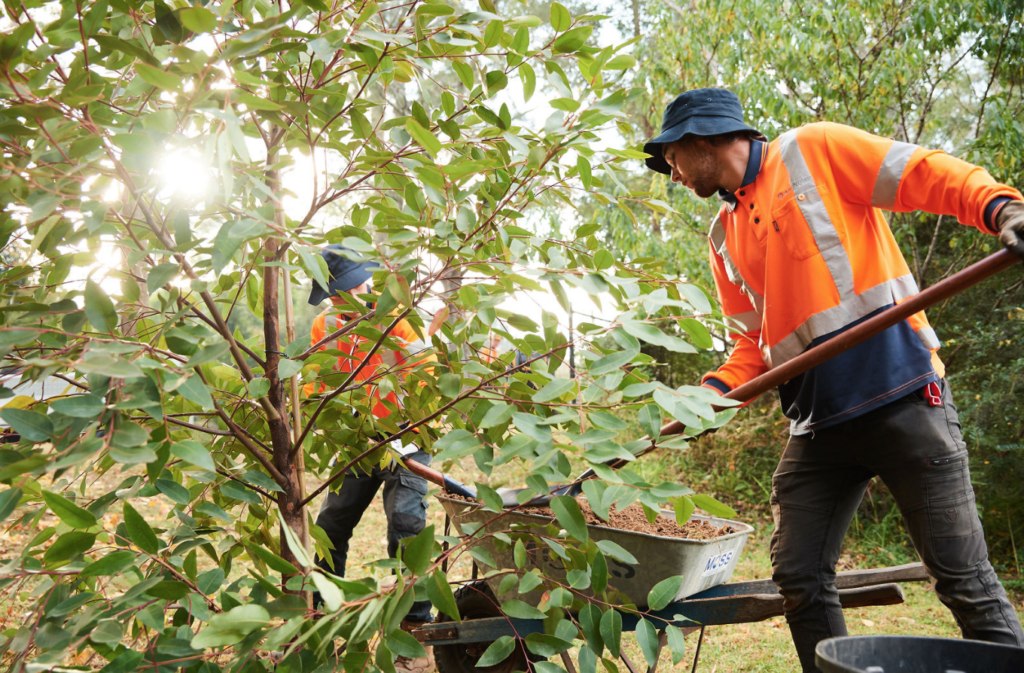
[0,1,738,671]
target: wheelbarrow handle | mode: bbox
[401,457,477,499]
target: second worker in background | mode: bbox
[304,244,436,673]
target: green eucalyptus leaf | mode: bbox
[600,608,622,658]
[636,618,660,667]
[532,378,575,403]
[647,575,684,611]
[550,2,570,31]
[81,550,136,577]
[42,491,97,529]
[666,624,687,664]
[550,495,588,543]
[400,524,434,576]
[690,493,738,518]
[0,488,23,521]
[45,531,96,563]
[552,25,592,53]
[1,407,54,442]
[501,599,546,619]
[122,502,159,554]
[426,568,459,621]
[170,440,215,471]
[476,635,515,666]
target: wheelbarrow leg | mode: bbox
[619,651,641,673]
[618,629,669,673]
[647,630,668,673]
[559,651,577,673]
[441,513,451,574]
[689,625,706,673]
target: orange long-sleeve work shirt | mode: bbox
[702,122,1020,433]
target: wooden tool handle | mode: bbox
[721,583,906,625]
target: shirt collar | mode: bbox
[718,138,767,209]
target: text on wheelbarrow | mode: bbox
[701,550,736,578]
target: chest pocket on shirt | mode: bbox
[771,188,837,261]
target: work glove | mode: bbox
[997,200,1024,258]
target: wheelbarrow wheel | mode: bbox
[434,581,539,673]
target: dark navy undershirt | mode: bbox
[985,196,1012,232]
[778,309,939,433]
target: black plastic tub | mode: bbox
[816,635,1024,672]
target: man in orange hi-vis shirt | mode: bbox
[643,88,1024,671]
[305,245,435,673]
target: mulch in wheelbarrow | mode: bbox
[450,494,735,540]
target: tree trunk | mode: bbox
[265,152,307,588]
[283,269,310,557]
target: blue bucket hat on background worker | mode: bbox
[307,244,379,306]
[643,88,760,175]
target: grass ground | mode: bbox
[337,486,1024,673]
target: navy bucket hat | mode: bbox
[643,88,759,175]
[307,244,379,306]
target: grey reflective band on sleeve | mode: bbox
[402,339,430,357]
[870,141,918,209]
[379,340,430,370]
[391,439,419,456]
[778,130,857,299]
[915,326,940,350]
[379,349,400,368]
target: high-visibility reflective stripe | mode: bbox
[380,349,400,368]
[768,274,921,367]
[778,130,856,298]
[871,141,918,209]
[916,326,940,350]
[725,310,761,333]
[709,214,765,315]
[402,339,430,357]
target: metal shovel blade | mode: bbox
[497,466,597,508]
[496,483,581,508]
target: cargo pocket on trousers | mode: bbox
[925,452,985,569]
[391,471,429,536]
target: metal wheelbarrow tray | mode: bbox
[438,494,755,608]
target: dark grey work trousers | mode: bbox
[770,380,1023,671]
[315,450,433,623]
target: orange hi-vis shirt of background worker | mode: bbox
[303,310,433,419]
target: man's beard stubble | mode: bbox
[688,152,722,199]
